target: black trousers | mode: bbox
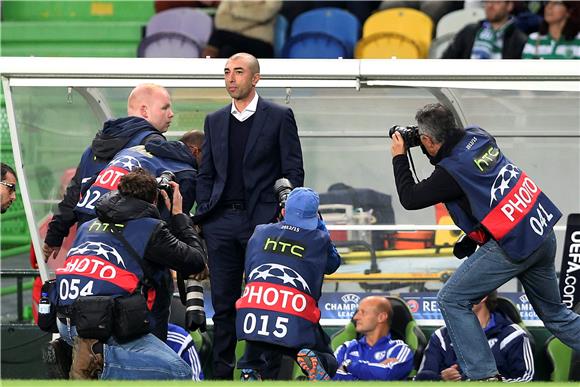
[203,208,253,379]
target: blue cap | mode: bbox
[284,187,319,230]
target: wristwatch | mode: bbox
[342,358,352,372]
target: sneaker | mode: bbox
[296,348,330,381]
[70,337,103,380]
[43,338,73,379]
[240,368,262,381]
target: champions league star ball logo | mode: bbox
[489,164,520,206]
[110,155,142,171]
[68,241,127,268]
[248,263,311,293]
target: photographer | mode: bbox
[235,187,340,381]
[390,103,580,380]
[55,168,207,380]
[74,131,204,223]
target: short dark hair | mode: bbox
[485,290,498,312]
[1,163,16,180]
[117,168,158,203]
[415,103,460,143]
[179,130,205,148]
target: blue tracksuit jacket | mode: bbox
[333,334,414,380]
[415,312,534,382]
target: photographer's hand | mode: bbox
[390,131,406,157]
[160,181,183,215]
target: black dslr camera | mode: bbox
[274,178,293,208]
[389,125,421,148]
[156,171,175,197]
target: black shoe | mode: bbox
[43,338,72,379]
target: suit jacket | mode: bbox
[194,97,304,227]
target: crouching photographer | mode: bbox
[390,103,580,381]
[235,187,341,381]
[54,168,207,380]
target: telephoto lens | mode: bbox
[185,279,207,332]
[273,178,293,208]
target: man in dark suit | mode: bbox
[195,52,304,379]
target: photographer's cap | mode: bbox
[285,187,319,230]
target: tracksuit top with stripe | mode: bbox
[333,334,414,381]
[75,145,194,218]
[235,222,330,349]
[438,127,561,261]
[416,312,534,382]
[166,323,204,381]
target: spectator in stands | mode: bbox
[333,296,414,381]
[0,162,17,214]
[415,291,534,382]
[202,1,282,58]
[522,1,580,59]
[379,1,462,27]
[442,1,527,59]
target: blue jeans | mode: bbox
[57,320,192,380]
[437,230,580,379]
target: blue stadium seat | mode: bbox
[274,14,289,58]
[283,7,360,58]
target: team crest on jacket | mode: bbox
[374,350,386,361]
[248,263,310,293]
[489,164,520,206]
[67,241,126,268]
[110,155,142,171]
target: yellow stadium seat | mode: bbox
[361,7,433,58]
[355,32,421,59]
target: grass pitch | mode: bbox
[1,381,577,386]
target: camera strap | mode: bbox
[407,149,420,183]
[110,225,153,290]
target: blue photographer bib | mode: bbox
[56,217,159,307]
[235,222,329,348]
[75,145,194,218]
[438,127,561,261]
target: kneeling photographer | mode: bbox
[54,168,207,380]
[235,186,341,381]
[390,103,579,381]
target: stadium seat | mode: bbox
[428,33,455,58]
[545,336,574,381]
[283,32,350,59]
[326,295,427,375]
[355,32,422,59]
[283,7,360,58]
[138,7,212,58]
[359,8,433,58]
[436,7,485,38]
[274,14,289,58]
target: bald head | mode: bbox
[353,296,393,338]
[365,296,393,325]
[127,83,174,133]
